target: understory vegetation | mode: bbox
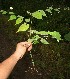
[0,0,70,79]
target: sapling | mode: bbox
[0,7,62,74]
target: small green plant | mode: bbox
[0,7,62,73]
[0,7,62,44]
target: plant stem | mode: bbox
[29,26,35,67]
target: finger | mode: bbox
[19,41,28,45]
[28,44,32,51]
[19,41,32,46]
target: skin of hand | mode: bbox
[14,41,32,59]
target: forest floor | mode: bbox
[0,14,70,79]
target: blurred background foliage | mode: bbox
[0,0,70,79]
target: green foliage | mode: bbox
[17,23,29,32]
[32,35,40,44]
[47,31,61,42]
[45,6,60,14]
[64,32,70,41]
[25,18,30,22]
[8,15,17,21]
[17,15,24,19]
[31,30,61,42]
[45,7,53,13]
[15,18,23,25]
[0,10,4,12]
[28,35,40,44]
[0,8,62,44]
[32,35,40,40]
[54,8,60,12]
[9,12,15,14]
[32,10,46,19]
[2,11,7,14]
[40,38,49,44]
[28,39,34,42]
[32,40,39,44]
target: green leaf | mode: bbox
[45,9,52,13]
[9,12,15,14]
[36,31,48,35]
[64,32,70,41]
[27,39,34,42]
[8,15,17,21]
[17,15,24,19]
[27,11,31,15]
[17,23,29,32]
[27,39,33,42]
[15,18,23,25]
[40,38,49,44]
[27,38,39,44]
[0,10,4,12]
[31,30,39,34]
[31,30,48,35]
[32,11,42,19]
[48,31,61,42]
[32,10,46,19]
[25,18,30,22]
[45,7,53,13]
[31,30,61,42]
[2,11,7,14]
[33,40,39,44]
[54,8,60,12]
[49,6,53,10]
[32,35,40,40]
[27,35,40,44]
[38,10,46,16]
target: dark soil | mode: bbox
[0,14,70,79]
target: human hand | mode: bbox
[14,42,32,59]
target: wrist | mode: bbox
[12,51,23,61]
